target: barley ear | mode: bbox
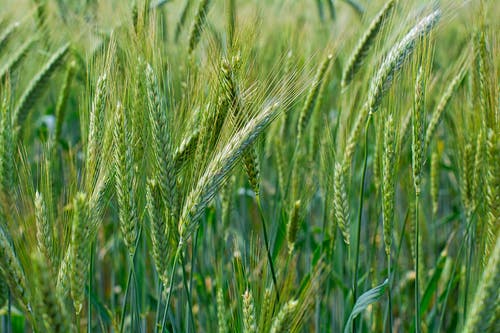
[367,10,440,114]
[382,114,396,256]
[69,192,89,315]
[188,0,212,54]
[341,0,396,88]
[114,102,138,255]
[146,64,177,220]
[0,94,15,194]
[463,234,500,333]
[146,179,169,286]
[54,61,76,143]
[334,162,350,245]
[14,43,69,125]
[287,200,302,254]
[484,129,499,267]
[412,67,425,196]
[0,225,31,313]
[297,53,333,142]
[242,289,257,333]
[270,299,298,333]
[217,287,228,333]
[35,191,54,272]
[32,251,71,333]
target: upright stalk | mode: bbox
[160,240,183,333]
[256,195,280,303]
[353,116,371,331]
[415,192,421,333]
[88,241,95,333]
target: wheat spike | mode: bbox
[0,225,31,313]
[341,0,396,88]
[70,192,89,315]
[412,67,425,196]
[463,234,500,333]
[180,102,279,240]
[188,0,212,53]
[146,64,178,219]
[334,162,350,245]
[287,200,302,254]
[424,66,466,149]
[367,10,440,114]
[242,289,257,333]
[14,43,69,125]
[146,179,169,286]
[297,53,333,142]
[32,251,70,333]
[114,102,138,255]
[382,114,396,256]
[54,61,76,143]
[0,37,35,82]
[35,192,54,271]
[270,299,298,333]
[217,287,228,333]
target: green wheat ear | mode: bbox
[270,299,298,333]
[334,162,350,245]
[14,43,69,125]
[188,0,211,54]
[382,114,396,256]
[69,192,89,316]
[463,235,500,333]
[113,102,138,256]
[242,289,257,333]
[341,0,396,88]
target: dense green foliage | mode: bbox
[0,0,498,332]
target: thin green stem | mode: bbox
[88,241,95,333]
[256,195,280,303]
[154,281,163,333]
[415,192,421,333]
[353,116,370,331]
[160,241,183,333]
[387,255,393,333]
[119,261,133,333]
[119,228,142,333]
[180,251,196,333]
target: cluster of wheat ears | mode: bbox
[0,0,498,332]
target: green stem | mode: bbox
[415,192,421,333]
[180,252,196,333]
[256,195,280,303]
[119,262,133,333]
[353,117,370,331]
[88,241,95,333]
[160,241,183,333]
[388,255,393,333]
[119,229,142,333]
[154,281,163,333]
[463,211,473,325]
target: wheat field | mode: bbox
[0,0,498,332]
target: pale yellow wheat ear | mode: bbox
[242,289,257,333]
